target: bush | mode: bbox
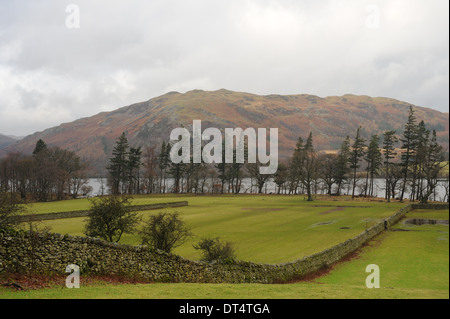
[139,211,192,253]
[84,195,140,242]
[194,237,236,263]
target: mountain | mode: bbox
[0,134,19,150]
[0,89,448,174]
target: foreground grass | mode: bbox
[1,208,448,299]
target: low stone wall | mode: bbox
[0,205,412,284]
[11,201,189,223]
[411,203,449,210]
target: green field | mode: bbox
[1,195,448,299]
[25,195,404,263]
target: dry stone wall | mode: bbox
[10,201,189,223]
[0,205,412,284]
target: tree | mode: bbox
[349,126,366,199]
[382,130,398,202]
[107,133,130,195]
[32,139,47,155]
[273,162,288,194]
[143,145,158,194]
[288,137,304,194]
[32,144,55,201]
[158,142,170,193]
[84,195,140,242]
[333,137,351,196]
[247,160,271,194]
[364,134,382,197]
[193,237,236,263]
[399,106,418,201]
[419,130,446,203]
[412,121,429,201]
[300,132,317,201]
[318,153,337,195]
[139,211,192,253]
[215,139,227,194]
[168,156,185,194]
[127,146,142,194]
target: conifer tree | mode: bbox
[334,136,351,196]
[420,130,446,203]
[400,106,418,201]
[364,134,382,197]
[301,132,317,201]
[349,126,366,199]
[107,132,130,195]
[383,130,398,202]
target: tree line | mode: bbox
[106,106,448,204]
[0,106,448,205]
[0,139,91,204]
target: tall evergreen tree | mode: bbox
[399,106,418,201]
[127,146,142,194]
[33,139,47,155]
[333,136,351,196]
[349,126,366,199]
[107,132,130,195]
[383,130,398,202]
[168,142,185,194]
[289,137,304,194]
[364,134,382,197]
[420,130,445,203]
[412,121,429,201]
[301,132,317,201]
[158,142,170,193]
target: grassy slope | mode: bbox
[1,209,447,299]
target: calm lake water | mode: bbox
[87,177,449,202]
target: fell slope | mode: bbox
[1,89,448,173]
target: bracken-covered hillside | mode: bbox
[1,89,448,173]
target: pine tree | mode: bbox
[364,134,382,197]
[420,130,445,203]
[127,146,142,194]
[301,132,317,201]
[158,142,170,193]
[399,106,418,201]
[383,130,398,202]
[349,126,366,199]
[168,142,185,194]
[333,136,351,196]
[107,132,130,195]
[412,121,429,201]
[33,139,47,155]
[289,137,304,194]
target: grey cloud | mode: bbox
[0,0,448,136]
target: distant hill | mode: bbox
[0,89,448,174]
[0,134,19,150]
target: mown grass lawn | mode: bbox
[27,194,403,263]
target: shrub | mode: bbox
[139,211,192,253]
[84,195,140,242]
[194,237,236,263]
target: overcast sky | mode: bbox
[0,0,448,136]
